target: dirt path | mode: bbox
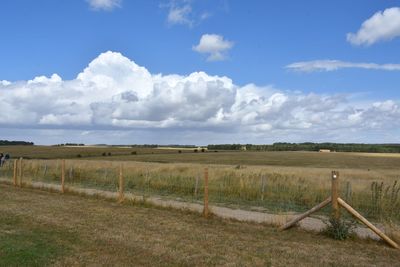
[0,178,384,241]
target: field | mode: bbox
[3,145,400,169]
[1,146,400,221]
[1,184,399,266]
[1,145,400,264]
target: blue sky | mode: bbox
[1,0,400,145]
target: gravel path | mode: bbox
[0,178,384,241]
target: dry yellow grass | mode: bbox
[1,158,399,224]
[1,184,399,266]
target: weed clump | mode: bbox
[323,218,355,240]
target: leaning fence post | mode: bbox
[118,163,124,203]
[18,157,23,187]
[331,171,340,220]
[61,159,65,193]
[203,167,209,218]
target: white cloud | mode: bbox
[193,34,234,61]
[1,51,400,144]
[347,7,400,46]
[286,60,400,72]
[167,1,193,26]
[163,0,210,27]
[86,0,121,11]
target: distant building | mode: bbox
[319,149,331,153]
[241,146,247,151]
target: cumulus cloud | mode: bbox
[193,34,234,61]
[86,0,121,11]
[1,51,400,144]
[286,59,400,72]
[347,7,400,46]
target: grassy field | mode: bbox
[1,146,399,224]
[1,184,399,266]
[0,145,186,159]
[2,145,400,169]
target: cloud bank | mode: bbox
[1,51,399,144]
[347,7,400,46]
[286,60,400,72]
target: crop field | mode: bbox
[1,184,400,266]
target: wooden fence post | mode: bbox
[18,157,23,187]
[61,159,65,193]
[13,159,17,186]
[338,198,399,249]
[331,171,340,220]
[203,168,209,218]
[261,174,266,201]
[118,163,124,203]
[279,197,332,231]
[43,164,47,177]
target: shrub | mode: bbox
[178,150,182,153]
[102,152,106,156]
[77,154,82,158]
[194,149,198,153]
[201,148,205,152]
[323,218,355,240]
[108,152,111,156]
[131,151,137,155]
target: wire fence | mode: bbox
[0,158,399,224]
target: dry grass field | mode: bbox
[1,184,399,266]
[1,146,399,223]
[1,145,400,265]
[3,145,400,169]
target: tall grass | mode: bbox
[0,159,399,223]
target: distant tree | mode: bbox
[0,140,34,146]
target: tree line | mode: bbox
[0,140,34,146]
[207,143,400,153]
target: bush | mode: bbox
[323,218,355,240]
[201,148,205,152]
[108,152,111,156]
[77,154,82,158]
[131,151,137,155]
[178,150,182,153]
[194,149,198,153]
[102,152,106,156]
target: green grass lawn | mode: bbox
[0,212,77,266]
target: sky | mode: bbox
[1,0,400,145]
